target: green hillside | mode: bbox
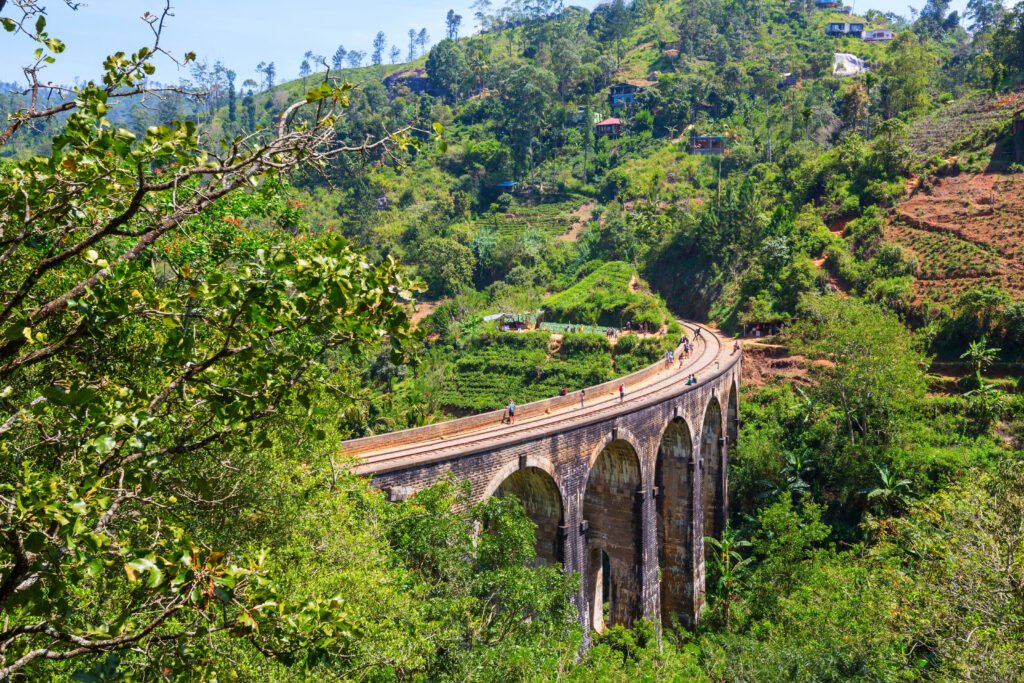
[3,0,1024,680]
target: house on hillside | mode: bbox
[826,22,865,37]
[862,28,894,41]
[815,0,844,8]
[608,80,654,109]
[688,135,725,155]
[594,117,623,138]
[779,72,799,88]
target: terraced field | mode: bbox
[470,199,587,238]
[885,171,1024,303]
[907,91,1024,161]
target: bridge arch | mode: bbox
[583,437,643,631]
[701,397,726,541]
[485,457,566,566]
[656,417,697,626]
[727,380,739,450]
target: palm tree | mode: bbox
[705,526,752,629]
[961,336,1000,383]
[780,450,813,499]
[864,463,912,515]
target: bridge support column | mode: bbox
[563,493,589,637]
[691,455,707,622]
[638,448,661,625]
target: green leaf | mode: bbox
[1,18,16,32]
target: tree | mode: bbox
[472,0,494,31]
[446,9,463,39]
[606,0,633,67]
[331,43,347,70]
[878,32,932,118]
[840,81,869,134]
[390,44,401,63]
[347,50,366,68]
[864,464,914,515]
[418,27,430,56]
[967,0,1005,33]
[256,60,276,90]
[299,57,312,80]
[0,10,427,679]
[372,30,387,66]
[426,38,467,102]
[408,28,417,61]
[419,237,476,295]
[794,295,928,448]
[705,526,753,629]
[226,68,236,124]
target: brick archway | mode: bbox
[727,381,739,450]
[494,466,565,566]
[583,438,643,631]
[656,417,697,626]
[701,398,725,541]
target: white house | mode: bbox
[862,29,894,42]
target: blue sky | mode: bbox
[0,0,970,86]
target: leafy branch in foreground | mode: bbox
[0,8,430,679]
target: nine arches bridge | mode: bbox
[341,323,741,632]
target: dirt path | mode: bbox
[557,201,595,242]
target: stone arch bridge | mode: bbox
[342,324,741,632]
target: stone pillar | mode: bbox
[692,442,707,622]
[638,444,661,623]
[563,488,589,636]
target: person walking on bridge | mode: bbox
[580,388,586,408]
[619,383,625,402]
[507,399,516,425]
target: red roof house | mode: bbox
[594,117,623,138]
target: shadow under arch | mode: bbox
[583,438,642,632]
[701,398,725,541]
[655,417,696,627]
[494,466,565,566]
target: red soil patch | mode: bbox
[886,171,1024,304]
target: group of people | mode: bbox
[504,328,718,424]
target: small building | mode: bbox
[862,28,894,41]
[779,72,799,88]
[688,135,725,155]
[495,181,520,192]
[594,117,623,138]
[826,22,865,37]
[607,79,654,109]
[484,311,540,331]
[815,0,844,7]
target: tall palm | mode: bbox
[705,526,752,629]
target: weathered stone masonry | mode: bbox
[348,347,740,632]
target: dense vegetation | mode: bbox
[2,0,1024,680]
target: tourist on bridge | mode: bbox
[665,350,674,367]
[580,388,586,408]
[619,383,625,402]
[559,386,568,396]
[733,340,741,355]
[506,399,516,425]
